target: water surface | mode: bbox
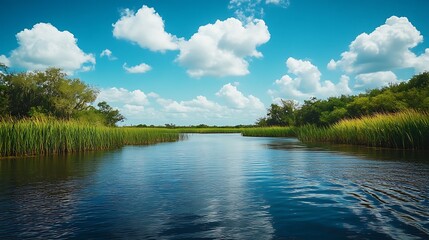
[1,134,428,239]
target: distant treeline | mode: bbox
[257,72,429,127]
[0,64,124,127]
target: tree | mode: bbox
[2,68,97,119]
[261,99,297,126]
[0,64,9,116]
[97,101,125,127]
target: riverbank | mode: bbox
[242,111,429,150]
[0,119,182,157]
[297,111,429,149]
[2,111,428,157]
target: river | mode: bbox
[1,134,428,239]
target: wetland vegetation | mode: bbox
[1,63,429,158]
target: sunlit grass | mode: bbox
[241,127,297,137]
[297,111,429,149]
[0,119,182,157]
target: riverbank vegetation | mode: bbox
[297,111,429,149]
[2,63,429,153]
[0,118,181,157]
[0,65,124,126]
[0,65,182,157]
[241,127,296,137]
[254,72,429,149]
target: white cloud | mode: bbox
[413,48,429,73]
[96,87,265,125]
[0,55,10,67]
[329,16,429,74]
[97,87,149,106]
[354,71,399,90]
[123,62,152,73]
[156,95,224,113]
[7,23,95,74]
[100,49,117,60]
[216,83,264,110]
[228,0,289,22]
[123,104,145,115]
[177,18,270,78]
[113,5,179,52]
[270,57,352,101]
[265,0,289,6]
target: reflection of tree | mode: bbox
[0,151,108,239]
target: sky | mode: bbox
[1,0,429,126]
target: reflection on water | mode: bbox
[0,151,111,239]
[0,134,428,239]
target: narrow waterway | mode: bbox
[1,134,428,239]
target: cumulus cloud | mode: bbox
[96,87,149,106]
[6,23,95,74]
[123,62,152,73]
[177,18,270,78]
[0,55,10,67]
[354,71,400,90]
[216,83,264,110]
[113,5,179,52]
[329,16,429,74]
[154,95,224,114]
[413,49,429,73]
[270,57,352,101]
[100,49,117,60]
[95,86,265,125]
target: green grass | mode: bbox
[241,127,297,137]
[0,119,182,157]
[297,111,429,149]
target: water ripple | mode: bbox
[0,134,428,239]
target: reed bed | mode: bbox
[0,119,181,157]
[241,127,297,137]
[297,111,429,149]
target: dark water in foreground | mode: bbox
[1,134,428,239]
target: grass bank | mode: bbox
[297,111,429,149]
[241,127,297,137]
[0,119,182,157]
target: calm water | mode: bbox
[1,134,428,239]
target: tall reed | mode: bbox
[297,111,429,149]
[241,127,297,137]
[0,119,181,157]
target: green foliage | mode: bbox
[1,68,97,119]
[0,118,182,157]
[258,72,429,127]
[97,101,125,127]
[257,99,297,126]
[241,127,296,137]
[0,67,126,127]
[297,111,429,149]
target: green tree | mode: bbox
[0,64,9,116]
[262,99,297,126]
[97,101,125,127]
[2,68,97,119]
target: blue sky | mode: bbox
[1,0,428,125]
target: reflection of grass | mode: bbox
[241,127,297,137]
[297,111,429,149]
[0,119,181,157]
